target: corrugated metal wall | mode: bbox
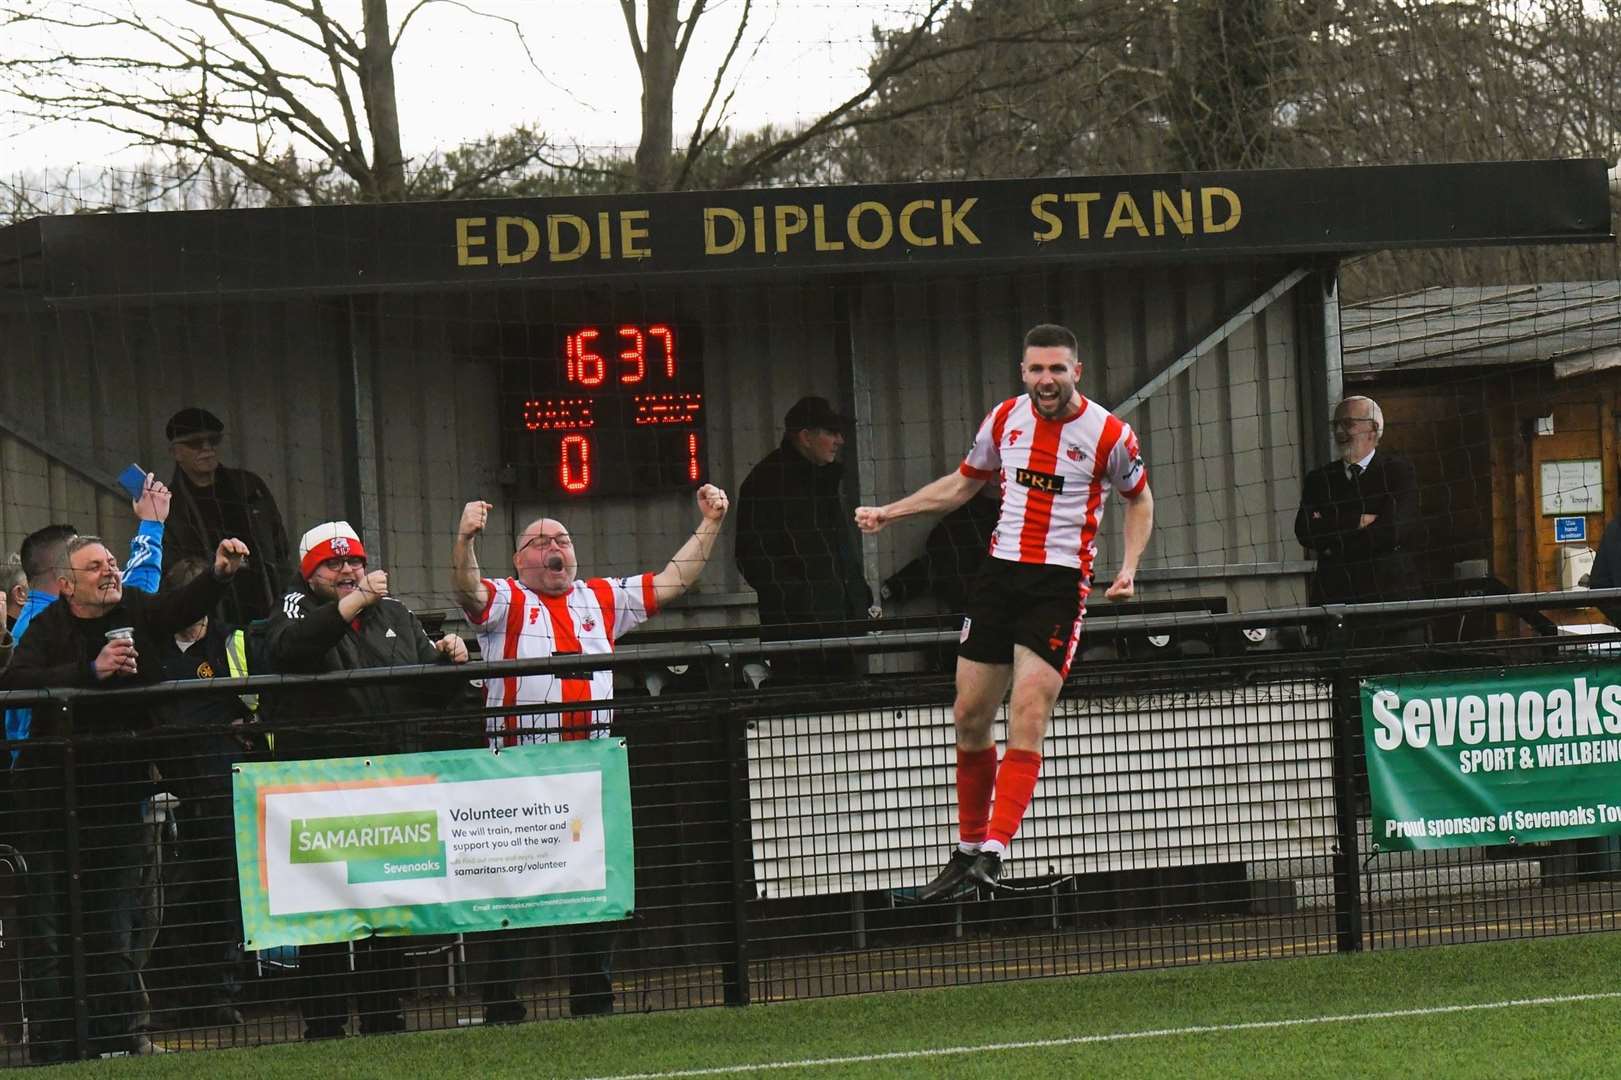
[854,261,1311,619]
[0,298,346,595]
[3,257,1313,632]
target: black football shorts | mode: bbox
[958,557,1091,676]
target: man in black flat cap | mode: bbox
[736,396,874,683]
[164,407,291,624]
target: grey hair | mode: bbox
[62,535,109,564]
[1340,395,1384,437]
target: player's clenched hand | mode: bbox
[854,506,889,534]
[1104,569,1135,601]
[697,484,729,521]
[459,500,493,540]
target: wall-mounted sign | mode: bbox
[1541,459,1603,516]
[1555,516,1589,543]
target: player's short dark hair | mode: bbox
[19,523,78,585]
[1024,323,1078,354]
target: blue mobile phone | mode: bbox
[117,464,149,501]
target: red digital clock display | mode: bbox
[500,323,706,497]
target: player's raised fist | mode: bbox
[854,506,889,534]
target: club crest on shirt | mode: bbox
[1006,429,1023,447]
[1065,444,1085,462]
[529,607,541,625]
[581,615,597,633]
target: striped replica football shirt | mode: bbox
[468,574,657,746]
[958,394,1147,576]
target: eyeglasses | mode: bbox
[319,556,367,571]
[521,534,573,552]
[1331,417,1375,430]
[73,558,120,575]
[173,434,222,450]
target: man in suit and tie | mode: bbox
[1294,396,1423,629]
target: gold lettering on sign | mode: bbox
[496,216,540,265]
[1030,194,1062,241]
[899,200,936,247]
[455,217,488,266]
[620,210,651,259]
[547,214,590,262]
[1152,190,1193,237]
[1104,193,1148,239]
[1202,187,1241,233]
[941,198,979,245]
[848,201,894,250]
[774,205,809,253]
[705,208,746,255]
[813,205,845,251]
[1024,187,1243,242]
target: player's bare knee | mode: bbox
[952,697,997,740]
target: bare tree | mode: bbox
[0,0,554,204]
[617,0,1092,191]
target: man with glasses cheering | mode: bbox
[164,407,291,624]
[1294,395,1423,622]
[450,485,728,1022]
[452,485,730,747]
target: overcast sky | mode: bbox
[1,0,922,170]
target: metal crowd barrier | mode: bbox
[0,590,1618,1061]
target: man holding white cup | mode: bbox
[0,533,248,1060]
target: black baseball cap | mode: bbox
[783,396,850,434]
[166,407,225,442]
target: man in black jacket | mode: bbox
[148,556,268,1029]
[1294,396,1424,622]
[261,520,470,1040]
[735,396,873,683]
[163,406,292,625]
[1,533,248,1061]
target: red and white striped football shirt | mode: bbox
[959,394,1147,574]
[468,574,658,746]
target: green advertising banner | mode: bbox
[232,741,634,949]
[1362,662,1621,851]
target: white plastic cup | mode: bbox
[105,627,134,642]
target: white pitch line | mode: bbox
[576,991,1621,1080]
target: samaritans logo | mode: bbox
[290,810,448,884]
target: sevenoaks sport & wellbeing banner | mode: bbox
[1362,662,1621,851]
[232,741,633,948]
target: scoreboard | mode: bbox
[499,322,707,498]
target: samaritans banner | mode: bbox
[233,741,633,948]
[1361,662,1621,851]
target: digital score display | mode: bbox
[500,323,706,498]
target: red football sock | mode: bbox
[986,749,1043,849]
[956,746,998,846]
